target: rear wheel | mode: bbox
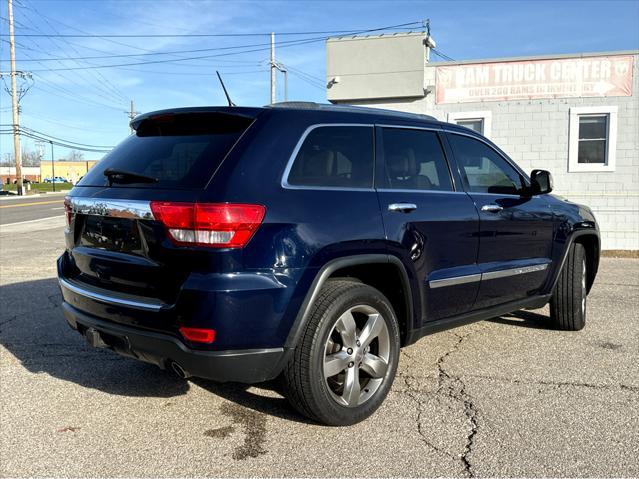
[549,243,587,330]
[283,279,400,426]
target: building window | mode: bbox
[569,106,617,172]
[447,111,492,138]
[456,119,484,134]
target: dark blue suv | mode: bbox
[58,103,600,425]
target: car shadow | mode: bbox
[0,277,312,423]
[191,378,316,425]
[488,309,550,329]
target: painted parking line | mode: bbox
[0,215,64,227]
[0,199,62,209]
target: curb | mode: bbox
[0,190,70,201]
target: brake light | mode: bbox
[179,326,216,344]
[63,196,72,226]
[150,202,265,248]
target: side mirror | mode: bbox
[530,169,553,195]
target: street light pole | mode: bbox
[50,141,55,192]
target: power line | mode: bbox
[287,70,325,91]
[282,64,326,88]
[19,126,115,148]
[13,39,320,62]
[22,34,348,72]
[9,21,423,38]
[0,124,116,148]
[14,4,128,104]
[432,48,455,62]
[19,132,112,152]
[27,79,124,111]
[1,38,263,69]
[20,112,124,133]
[15,2,177,58]
[0,127,114,152]
[110,68,271,77]
[21,24,428,73]
[284,65,325,84]
[10,14,127,106]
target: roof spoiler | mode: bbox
[129,107,262,132]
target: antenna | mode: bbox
[216,71,236,107]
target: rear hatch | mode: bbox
[62,109,259,306]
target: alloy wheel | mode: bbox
[323,304,390,407]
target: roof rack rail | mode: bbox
[266,102,436,121]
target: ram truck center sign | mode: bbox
[436,54,634,104]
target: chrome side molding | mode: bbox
[429,273,482,289]
[68,197,155,221]
[482,263,549,281]
[429,263,549,289]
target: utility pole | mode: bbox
[283,67,287,102]
[126,99,139,133]
[7,0,23,195]
[275,64,287,102]
[270,32,276,104]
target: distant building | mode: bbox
[326,32,638,251]
[0,160,99,185]
[40,160,99,184]
[0,166,40,184]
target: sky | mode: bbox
[1,0,638,161]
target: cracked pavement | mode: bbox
[1,217,638,477]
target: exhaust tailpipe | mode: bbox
[170,361,190,379]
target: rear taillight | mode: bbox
[150,202,265,248]
[63,196,72,226]
[179,326,216,344]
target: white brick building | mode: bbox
[326,33,638,251]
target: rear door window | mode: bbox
[78,112,253,189]
[379,128,453,191]
[286,126,374,188]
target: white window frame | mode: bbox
[568,106,617,172]
[447,111,492,138]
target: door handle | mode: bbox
[481,204,503,213]
[388,203,417,213]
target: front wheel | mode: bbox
[283,279,401,426]
[549,243,588,330]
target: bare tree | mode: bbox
[0,153,13,166]
[22,150,41,166]
[0,150,41,166]
[65,149,85,161]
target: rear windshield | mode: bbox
[78,112,253,189]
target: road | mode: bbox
[0,193,67,226]
[1,218,638,477]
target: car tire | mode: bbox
[283,279,400,426]
[549,243,587,331]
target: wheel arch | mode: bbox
[548,230,600,294]
[283,254,416,351]
[573,233,600,293]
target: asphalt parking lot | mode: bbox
[1,200,638,477]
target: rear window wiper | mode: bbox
[103,168,159,185]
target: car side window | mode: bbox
[448,133,523,195]
[287,126,374,188]
[380,128,453,191]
